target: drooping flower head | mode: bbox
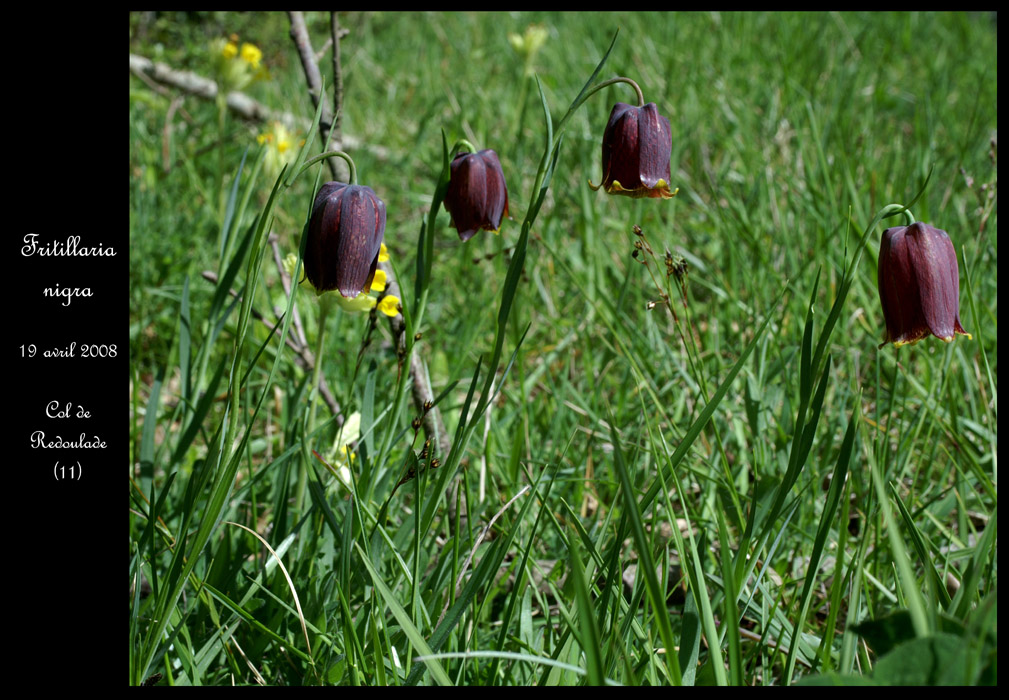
[590,102,676,199]
[305,182,387,299]
[443,149,510,242]
[877,222,971,346]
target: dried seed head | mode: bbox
[665,254,688,280]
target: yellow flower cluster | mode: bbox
[211,35,266,92]
[239,42,262,69]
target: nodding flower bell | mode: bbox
[305,182,386,298]
[590,102,676,199]
[877,222,971,347]
[443,149,509,242]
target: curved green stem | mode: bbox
[879,202,916,226]
[297,150,358,184]
[452,139,477,155]
[579,76,645,109]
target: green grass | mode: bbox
[129,11,997,686]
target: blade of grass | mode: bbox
[608,417,682,684]
[784,398,858,684]
[354,541,452,686]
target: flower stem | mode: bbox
[582,76,645,107]
[297,150,358,184]
[453,139,477,155]
[879,202,916,226]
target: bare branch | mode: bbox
[313,37,332,62]
[330,13,344,143]
[287,12,334,148]
[128,53,388,161]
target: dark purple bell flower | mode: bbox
[877,222,971,346]
[444,149,509,242]
[305,182,386,299]
[590,102,675,199]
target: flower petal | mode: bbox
[444,150,509,241]
[596,103,675,199]
[877,222,970,346]
[377,295,400,317]
[305,182,386,299]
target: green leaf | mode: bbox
[567,544,605,687]
[872,633,972,685]
[285,83,327,188]
[888,482,953,610]
[852,610,916,658]
[784,397,857,684]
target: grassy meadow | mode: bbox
[128,11,997,686]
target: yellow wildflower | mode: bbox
[378,242,390,262]
[240,42,262,69]
[371,268,387,293]
[210,36,265,92]
[282,252,306,284]
[377,295,400,317]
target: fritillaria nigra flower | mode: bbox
[305,182,386,298]
[443,149,509,242]
[877,222,971,346]
[590,102,675,199]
